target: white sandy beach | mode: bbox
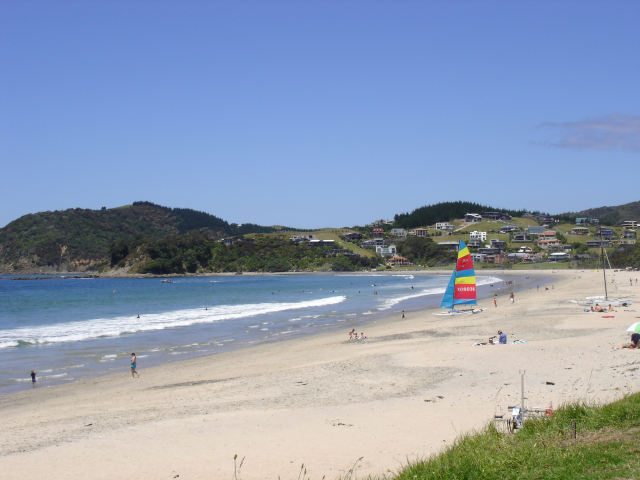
[1,269,639,480]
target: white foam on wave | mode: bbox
[0,296,346,349]
[377,276,502,310]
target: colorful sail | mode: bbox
[439,240,477,309]
[440,268,457,309]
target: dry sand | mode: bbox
[1,269,639,479]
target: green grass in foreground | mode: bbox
[350,393,640,480]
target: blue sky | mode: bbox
[1,1,639,228]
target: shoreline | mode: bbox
[0,271,546,397]
[3,269,638,479]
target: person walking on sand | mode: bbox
[510,292,514,304]
[494,294,497,307]
[130,353,139,378]
[402,310,405,318]
[30,370,36,385]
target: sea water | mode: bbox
[0,272,535,395]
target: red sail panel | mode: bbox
[454,284,476,299]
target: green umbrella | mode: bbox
[626,322,640,333]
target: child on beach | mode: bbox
[30,370,36,385]
[348,329,356,339]
[130,353,140,378]
[509,292,514,304]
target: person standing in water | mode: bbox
[30,370,36,385]
[130,353,140,378]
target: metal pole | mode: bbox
[519,369,525,425]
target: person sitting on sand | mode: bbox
[594,304,604,312]
[360,332,367,339]
[622,333,640,349]
[348,329,356,340]
[498,330,507,344]
[608,304,615,312]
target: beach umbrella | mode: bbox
[626,322,640,333]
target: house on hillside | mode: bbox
[480,211,512,221]
[623,230,637,239]
[372,228,384,235]
[570,227,590,235]
[518,246,533,253]
[537,231,557,241]
[373,219,389,227]
[376,245,397,257]
[390,228,406,238]
[549,252,571,262]
[438,241,460,251]
[435,222,455,231]
[471,253,487,263]
[469,231,487,242]
[595,228,615,240]
[387,256,411,266]
[512,232,531,242]
[618,238,637,246]
[586,240,610,248]
[537,239,561,250]
[486,253,506,264]
[361,238,387,248]
[622,220,638,229]
[409,228,430,237]
[489,239,506,249]
[342,232,363,241]
[308,239,334,247]
[290,234,316,242]
[478,247,502,255]
[528,226,545,235]
[465,213,482,223]
[499,225,520,233]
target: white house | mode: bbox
[390,228,406,238]
[469,231,487,242]
[409,228,430,237]
[471,253,486,263]
[290,234,316,242]
[549,252,571,262]
[465,213,482,223]
[435,222,455,231]
[376,244,397,257]
[623,220,638,229]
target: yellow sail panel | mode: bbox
[455,276,476,285]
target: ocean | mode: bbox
[0,272,537,395]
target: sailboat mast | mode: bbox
[600,223,608,300]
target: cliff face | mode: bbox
[0,204,225,273]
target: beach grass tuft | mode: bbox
[352,393,640,480]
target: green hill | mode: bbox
[393,201,527,229]
[556,199,640,225]
[0,202,291,273]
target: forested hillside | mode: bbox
[105,233,378,274]
[393,201,526,229]
[556,200,640,225]
[0,202,290,273]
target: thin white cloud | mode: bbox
[538,114,640,151]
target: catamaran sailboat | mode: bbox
[433,239,487,316]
